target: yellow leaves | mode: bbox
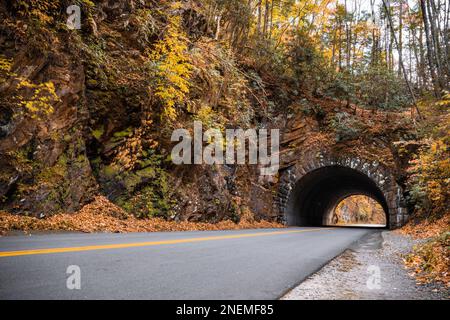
[14,0,61,24]
[169,1,183,10]
[193,103,227,130]
[435,91,450,108]
[149,12,192,121]
[407,96,450,217]
[0,56,12,72]
[427,181,443,202]
[0,56,14,86]
[17,79,59,119]
[408,136,450,216]
[1,54,59,120]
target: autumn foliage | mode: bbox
[400,215,449,287]
[407,93,450,218]
[0,196,283,235]
[149,6,192,121]
[333,195,386,225]
[401,93,450,288]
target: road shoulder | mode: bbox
[282,231,449,300]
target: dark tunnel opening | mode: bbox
[286,166,389,227]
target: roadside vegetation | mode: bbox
[400,93,449,288]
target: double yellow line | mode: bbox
[0,228,334,258]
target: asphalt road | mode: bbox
[0,227,374,299]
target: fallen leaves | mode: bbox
[398,214,450,288]
[403,233,449,288]
[397,214,450,239]
[0,196,284,236]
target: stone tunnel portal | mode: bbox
[285,166,390,227]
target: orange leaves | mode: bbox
[398,214,450,240]
[406,96,450,218]
[0,196,284,236]
[403,232,450,287]
[112,123,158,172]
[403,97,449,289]
[399,215,450,287]
[407,136,450,216]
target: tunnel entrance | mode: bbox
[285,166,389,227]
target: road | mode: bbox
[0,227,374,299]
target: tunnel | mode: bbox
[285,165,389,227]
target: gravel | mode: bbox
[282,230,449,300]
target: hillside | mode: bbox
[0,0,421,221]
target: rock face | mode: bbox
[0,1,261,221]
[0,12,97,215]
[0,1,416,225]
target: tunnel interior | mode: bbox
[286,166,389,227]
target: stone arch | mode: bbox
[276,153,408,229]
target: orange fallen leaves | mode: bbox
[398,214,450,288]
[397,214,450,239]
[0,196,284,236]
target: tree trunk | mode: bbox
[382,0,422,119]
[426,0,445,89]
[420,0,441,95]
[398,0,403,77]
[257,0,262,35]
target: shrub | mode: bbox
[407,137,450,217]
[149,10,193,121]
[329,111,364,142]
[407,94,450,218]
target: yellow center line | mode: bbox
[0,228,335,258]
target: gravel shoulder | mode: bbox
[282,230,449,300]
